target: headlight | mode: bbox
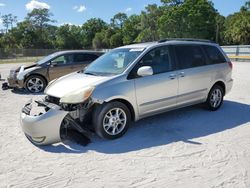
[60,86,95,104]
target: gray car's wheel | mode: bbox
[206,85,224,111]
[93,101,131,139]
[25,75,47,93]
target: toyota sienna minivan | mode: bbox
[20,39,233,145]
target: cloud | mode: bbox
[73,5,86,13]
[125,7,132,12]
[59,22,73,26]
[0,3,5,7]
[26,0,50,11]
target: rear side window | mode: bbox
[174,45,206,69]
[85,54,99,61]
[203,45,226,64]
[74,53,99,63]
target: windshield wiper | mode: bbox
[84,72,98,76]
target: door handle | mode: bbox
[179,72,185,77]
[169,74,176,80]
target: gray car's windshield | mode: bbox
[36,52,59,65]
[84,48,144,76]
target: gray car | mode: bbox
[20,39,233,145]
[6,50,103,93]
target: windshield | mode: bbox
[84,48,144,76]
[36,52,59,65]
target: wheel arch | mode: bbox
[211,81,226,96]
[104,98,136,121]
[24,73,48,86]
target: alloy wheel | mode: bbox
[102,108,127,136]
[210,88,222,108]
[27,77,44,93]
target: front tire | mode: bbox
[206,85,224,111]
[92,101,131,139]
[25,75,47,93]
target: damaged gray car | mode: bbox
[20,39,233,145]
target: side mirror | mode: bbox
[137,66,153,77]
[50,61,58,67]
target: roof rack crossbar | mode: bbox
[158,38,215,43]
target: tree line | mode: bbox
[0,0,249,53]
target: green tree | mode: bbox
[136,4,162,42]
[1,14,17,33]
[26,8,55,29]
[224,2,250,44]
[122,15,141,45]
[110,32,123,47]
[92,28,115,49]
[158,0,217,40]
[215,14,225,44]
[111,13,128,29]
[161,0,184,6]
[56,24,82,49]
[93,32,106,49]
[81,18,107,48]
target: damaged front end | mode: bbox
[21,95,95,146]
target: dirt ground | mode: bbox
[0,62,250,188]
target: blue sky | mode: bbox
[0,0,247,28]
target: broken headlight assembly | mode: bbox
[59,86,95,104]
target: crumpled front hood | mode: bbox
[45,72,111,98]
[24,63,37,70]
[11,63,37,72]
[16,64,40,80]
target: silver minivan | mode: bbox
[21,39,233,145]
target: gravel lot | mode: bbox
[0,62,250,188]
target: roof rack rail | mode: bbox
[158,38,215,43]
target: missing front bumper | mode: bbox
[7,77,24,88]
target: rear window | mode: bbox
[174,45,206,69]
[203,45,226,64]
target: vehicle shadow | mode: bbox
[11,88,44,96]
[40,100,250,154]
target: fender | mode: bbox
[91,78,140,121]
[17,66,40,80]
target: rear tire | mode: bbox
[92,101,131,139]
[206,85,224,111]
[25,75,47,93]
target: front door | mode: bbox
[48,54,74,80]
[132,45,178,117]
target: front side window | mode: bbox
[36,52,59,65]
[137,46,173,75]
[203,45,226,64]
[84,48,143,76]
[174,45,206,69]
[51,54,73,65]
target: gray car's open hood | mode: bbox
[45,72,110,98]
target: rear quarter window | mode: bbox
[203,45,226,64]
[74,53,99,63]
